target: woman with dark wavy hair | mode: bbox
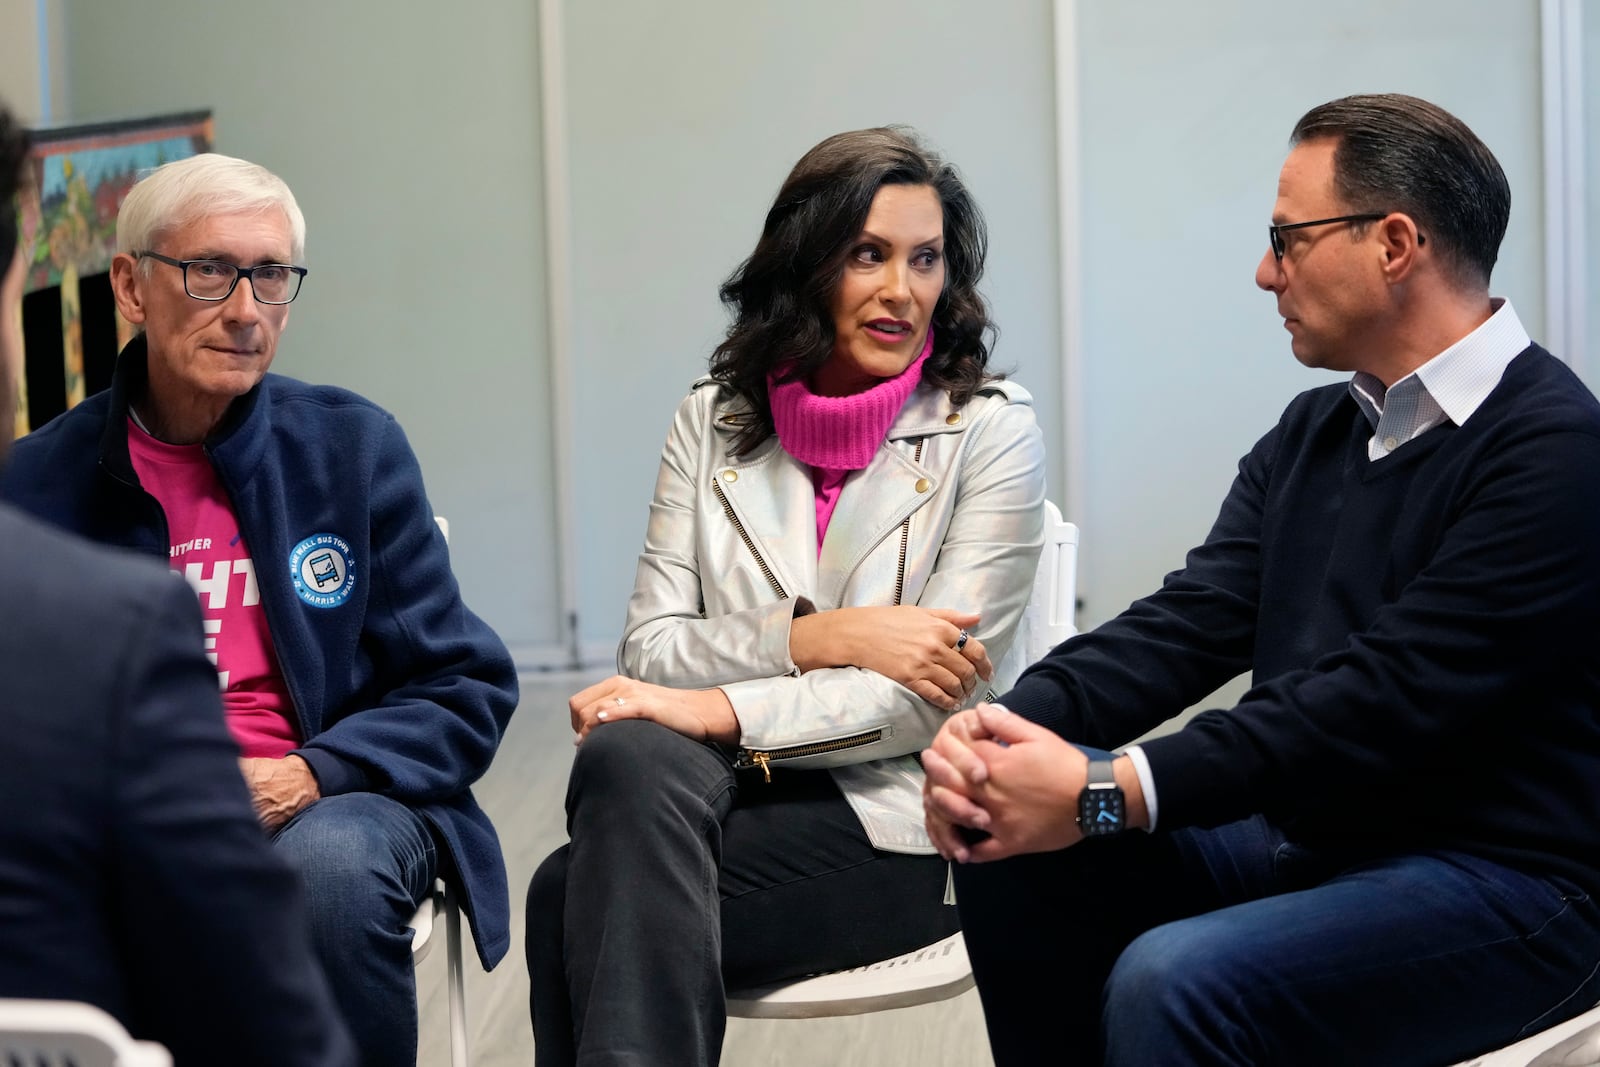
[710,126,997,456]
[526,126,1047,1066]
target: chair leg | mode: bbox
[443,880,469,1067]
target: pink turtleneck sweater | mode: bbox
[768,332,933,554]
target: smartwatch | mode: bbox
[1076,746,1125,836]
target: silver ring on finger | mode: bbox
[955,629,970,651]
[615,697,625,707]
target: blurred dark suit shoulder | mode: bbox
[0,502,353,1065]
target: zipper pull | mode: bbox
[753,751,771,783]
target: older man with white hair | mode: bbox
[0,109,354,1064]
[2,151,519,1066]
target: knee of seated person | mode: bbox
[273,795,415,891]
[526,846,568,919]
[570,718,686,793]
[1107,919,1252,1020]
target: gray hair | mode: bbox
[116,152,306,265]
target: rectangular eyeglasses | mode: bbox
[1267,213,1388,261]
[138,251,308,304]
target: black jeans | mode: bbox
[526,719,958,1066]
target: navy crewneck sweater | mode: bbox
[1003,345,1600,890]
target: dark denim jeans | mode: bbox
[954,815,1600,1067]
[525,719,959,1066]
[273,792,437,1067]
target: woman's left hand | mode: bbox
[569,675,740,746]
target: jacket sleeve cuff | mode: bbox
[718,594,812,685]
[1134,729,1246,831]
[293,746,372,796]
[719,676,785,745]
[994,674,1075,737]
[773,594,814,677]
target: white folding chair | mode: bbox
[996,498,1080,686]
[1450,1001,1600,1066]
[411,876,468,1067]
[0,999,171,1067]
[725,500,1080,1019]
[409,514,469,1067]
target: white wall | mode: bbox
[0,0,44,121]
[42,0,1565,682]
[1071,0,1546,724]
[1586,2,1600,386]
[57,0,562,656]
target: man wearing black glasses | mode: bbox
[924,93,1600,1065]
[1,152,518,1066]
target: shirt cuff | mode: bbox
[1120,744,1159,832]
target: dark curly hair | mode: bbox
[0,106,26,272]
[709,126,996,455]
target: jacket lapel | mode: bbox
[816,386,966,607]
[711,428,819,602]
[708,383,969,608]
[814,448,923,607]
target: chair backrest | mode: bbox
[995,499,1080,688]
[0,999,172,1067]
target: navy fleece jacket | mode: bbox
[0,337,520,967]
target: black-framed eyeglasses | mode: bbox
[1267,213,1389,261]
[138,251,308,304]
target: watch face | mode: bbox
[1079,787,1124,836]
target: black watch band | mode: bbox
[1076,746,1125,836]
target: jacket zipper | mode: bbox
[731,438,925,782]
[893,441,998,700]
[735,728,888,782]
[891,439,925,607]
[205,446,314,745]
[107,437,317,749]
[712,473,786,600]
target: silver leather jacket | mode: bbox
[620,375,1046,853]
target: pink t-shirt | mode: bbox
[128,419,300,758]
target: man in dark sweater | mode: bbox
[923,93,1600,1066]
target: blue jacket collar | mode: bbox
[103,334,269,475]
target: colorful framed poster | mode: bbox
[12,110,212,439]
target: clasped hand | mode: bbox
[790,605,993,711]
[921,703,1088,862]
